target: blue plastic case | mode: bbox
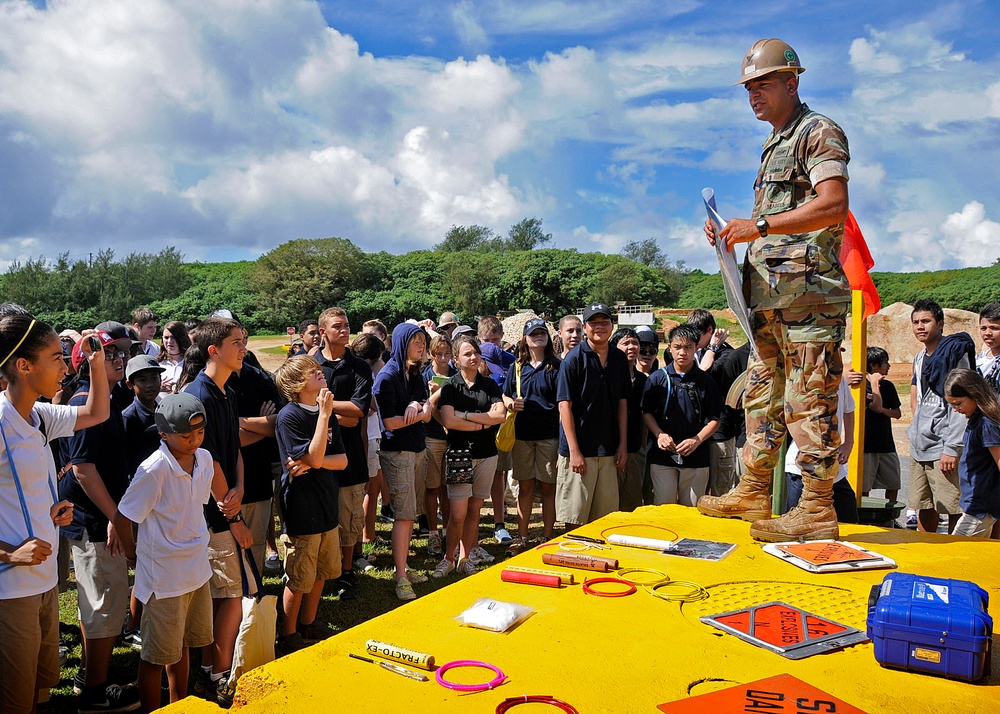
[867,573,993,681]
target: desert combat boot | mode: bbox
[749,476,839,542]
[696,468,772,522]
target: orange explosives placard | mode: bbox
[702,602,867,659]
[775,541,879,565]
[658,673,868,713]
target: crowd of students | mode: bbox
[1,297,998,714]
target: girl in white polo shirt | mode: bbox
[0,315,110,714]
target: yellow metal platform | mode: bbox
[164,505,999,713]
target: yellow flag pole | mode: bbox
[849,290,867,506]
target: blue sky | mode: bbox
[1,0,999,275]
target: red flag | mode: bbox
[840,211,881,321]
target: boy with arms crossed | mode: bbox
[273,356,347,654]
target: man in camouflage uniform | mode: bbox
[696,39,851,541]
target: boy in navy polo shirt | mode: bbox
[60,333,141,713]
[641,324,723,506]
[123,356,165,478]
[315,307,372,601]
[555,304,629,527]
[120,354,167,651]
[183,317,253,707]
[273,356,347,654]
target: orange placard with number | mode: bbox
[658,673,868,713]
[701,601,868,659]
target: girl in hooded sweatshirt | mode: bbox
[372,323,432,601]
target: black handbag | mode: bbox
[445,448,474,485]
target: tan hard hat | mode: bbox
[736,38,805,85]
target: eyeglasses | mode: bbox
[103,350,126,360]
[638,346,657,356]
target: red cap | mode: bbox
[71,332,115,371]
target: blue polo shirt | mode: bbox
[184,370,240,533]
[121,398,162,478]
[556,341,630,458]
[228,364,283,504]
[318,349,373,488]
[503,360,560,441]
[959,412,1000,518]
[59,381,130,542]
[640,364,723,469]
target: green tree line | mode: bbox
[5,223,998,335]
[676,265,1000,314]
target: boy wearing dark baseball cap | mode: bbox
[114,393,215,712]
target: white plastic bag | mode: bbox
[455,598,534,633]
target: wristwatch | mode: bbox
[227,512,245,524]
[755,217,769,238]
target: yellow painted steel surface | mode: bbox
[163,505,999,713]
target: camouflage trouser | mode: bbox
[743,305,846,483]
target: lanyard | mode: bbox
[0,417,59,574]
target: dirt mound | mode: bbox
[845,301,982,364]
[501,312,553,345]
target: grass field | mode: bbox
[46,500,546,712]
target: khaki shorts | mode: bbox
[617,451,644,512]
[649,465,710,507]
[424,437,448,490]
[367,437,381,478]
[338,483,366,549]
[496,448,512,472]
[511,438,558,484]
[379,449,426,521]
[863,452,901,491]
[708,438,738,496]
[208,530,257,600]
[140,582,214,666]
[909,456,961,514]
[0,587,60,712]
[281,529,342,593]
[70,531,131,639]
[446,456,497,501]
[953,512,999,538]
[242,498,272,574]
[555,455,620,525]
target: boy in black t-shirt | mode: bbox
[863,347,902,502]
[273,356,347,655]
[640,324,723,506]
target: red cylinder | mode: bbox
[501,569,562,588]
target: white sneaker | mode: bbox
[427,532,443,557]
[354,557,376,573]
[395,577,416,601]
[469,546,495,565]
[456,558,477,575]
[431,558,454,579]
[495,527,513,545]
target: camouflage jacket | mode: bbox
[742,103,851,311]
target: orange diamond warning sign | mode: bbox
[657,673,868,713]
[775,541,880,565]
[701,602,868,659]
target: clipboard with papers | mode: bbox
[701,188,757,359]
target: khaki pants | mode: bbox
[555,455,619,525]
